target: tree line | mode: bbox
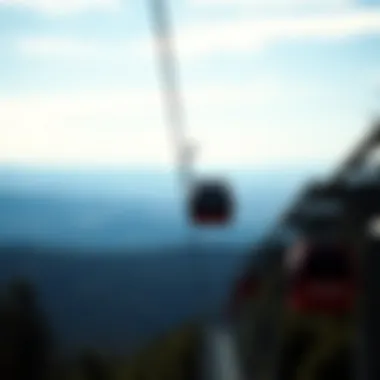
[0,278,200,380]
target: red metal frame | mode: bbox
[287,280,356,315]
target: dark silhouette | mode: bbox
[1,279,54,380]
[0,276,206,380]
[78,350,112,380]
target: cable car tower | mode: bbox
[232,119,380,380]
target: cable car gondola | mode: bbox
[188,180,234,226]
[285,239,357,316]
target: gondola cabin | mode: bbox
[188,179,234,226]
[285,239,357,316]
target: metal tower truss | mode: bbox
[245,119,380,380]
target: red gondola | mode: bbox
[285,239,357,316]
[189,179,234,226]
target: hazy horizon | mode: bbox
[0,162,324,251]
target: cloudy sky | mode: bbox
[0,0,379,169]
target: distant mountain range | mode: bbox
[0,163,328,357]
[0,164,325,250]
[0,244,250,357]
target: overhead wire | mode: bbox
[147,0,214,323]
[147,0,194,195]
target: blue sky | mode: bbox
[0,0,379,169]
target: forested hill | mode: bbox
[0,243,250,357]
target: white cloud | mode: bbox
[15,9,380,61]
[0,92,168,166]
[16,36,144,63]
[185,10,380,58]
[0,0,121,15]
[0,84,281,166]
[0,82,278,119]
[0,85,348,167]
[17,36,105,60]
[189,0,355,10]
[136,9,380,60]
[2,117,339,167]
